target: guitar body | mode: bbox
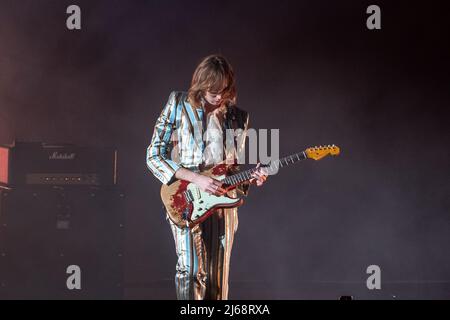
[160,164,244,229]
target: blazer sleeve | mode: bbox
[146,91,181,185]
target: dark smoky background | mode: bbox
[0,0,449,299]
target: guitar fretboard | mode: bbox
[221,151,307,186]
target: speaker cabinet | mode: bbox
[0,186,124,299]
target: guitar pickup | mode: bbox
[184,190,194,202]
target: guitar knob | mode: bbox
[182,208,190,220]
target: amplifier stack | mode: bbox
[0,141,124,299]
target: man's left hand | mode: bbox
[250,162,269,186]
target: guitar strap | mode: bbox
[224,105,247,131]
[223,105,248,168]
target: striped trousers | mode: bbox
[168,206,239,300]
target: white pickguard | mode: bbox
[187,175,242,221]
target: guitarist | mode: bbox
[147,54,268,300]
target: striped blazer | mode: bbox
[146,91,250,194]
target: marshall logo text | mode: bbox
[49,152,76,160]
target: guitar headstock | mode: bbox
[305,144,340,161]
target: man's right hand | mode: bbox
[192,174,227,196]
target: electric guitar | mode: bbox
[161,145,340,228]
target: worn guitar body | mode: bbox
[160,145,341,229]
[161,164,244,229]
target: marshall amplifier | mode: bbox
[0,141,118,187]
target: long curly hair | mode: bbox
[187,54,237,112]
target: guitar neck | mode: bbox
[221,151,307,186]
